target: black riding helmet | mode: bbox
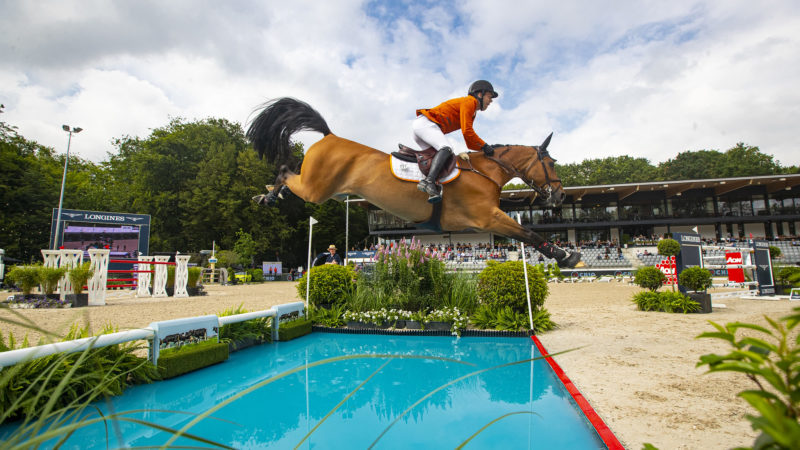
[468,80,498,109]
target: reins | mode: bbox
[458,146,560,201]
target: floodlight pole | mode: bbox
[53,125,83,249]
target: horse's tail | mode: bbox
[246,98,332,163]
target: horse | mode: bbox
[246,98,582,268]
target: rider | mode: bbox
[413,80,499,203]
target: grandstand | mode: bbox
[356,174,800,268]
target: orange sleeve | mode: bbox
[458,97,486,150]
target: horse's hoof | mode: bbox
[557,252,582,269]
[252,194,276,206]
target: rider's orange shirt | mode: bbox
[416,96,486,150]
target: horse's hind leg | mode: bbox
[485,209,582,268]
[253,165,295,206]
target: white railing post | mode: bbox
[173,253,190,298]
[40,249,61,294]
[87,249,110,306]
[58,249,84,300]
[152,255,170,298]
[137,255,153,297]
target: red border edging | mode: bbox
[531,335,625,449]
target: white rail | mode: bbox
[704,264,756,269]
[0,301,305,370]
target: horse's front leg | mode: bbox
[486,209,582,268]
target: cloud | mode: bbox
[1,0,798,168]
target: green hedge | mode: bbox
[278,318,312,341]
[296,264,355,308]
[157,340,229,379]
[632,291,700,313]
[476,261,548,313]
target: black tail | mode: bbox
[246,98,332,164]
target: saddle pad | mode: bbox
[389,155,460,184]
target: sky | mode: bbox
[2,0,799,167]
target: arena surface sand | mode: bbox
[2,281,797,449]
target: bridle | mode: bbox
[463,145,561,202]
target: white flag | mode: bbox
[310,216,318,225]
[692,226,698,233]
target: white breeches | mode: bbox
[412,115,450,151]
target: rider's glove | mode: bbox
[481,143,495,156]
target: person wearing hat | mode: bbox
[324,244,342,265]
[412,80,500,204]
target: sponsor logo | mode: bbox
[63,212,83,218]
[85,214,127,222]
[726,256,742,264]
[681,235,701,243]
[758,265,769,271]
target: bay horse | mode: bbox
[247,98,582,268]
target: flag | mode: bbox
[310,216,318,225]
[691,226,698,233]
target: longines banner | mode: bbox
[50,208,151,256]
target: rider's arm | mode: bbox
[459,97,486,151]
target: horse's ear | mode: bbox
[540,132,553,152]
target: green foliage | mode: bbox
[166,265,175,288]
[38,266,67,296]
[296,264,355,308]
[1,323,160,424]
[233,229,257,267]
[632,291,700,313]
[657,238,681,257]
[157,340,229,379]
[278,318,312,341]
[696,307,800,448]
[344,238,449,312]
[187,266,202,288]
[310,305,346,327]
[439,273,480,315]
[679,267,713,292]
[775,266,800,286]
[634,266,666,291]
[246,268,264,282]
[215,250,241,268]
[494,306,529,332]
[477,260,549,313]
[217,304,273,344]
[5,265,41,295]
[768,245,782,259]
[470,304,497,330]
[67,262,93,295]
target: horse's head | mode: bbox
[497,133,565,207]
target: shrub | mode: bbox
[296,264,355,308]
[166,265,175,288]
[768,245,782,259]
[68,262,93,295]
[679,267,713,292]
[775,266,800,286]
[494,306,529,332]
[697,307,800,448]
[632,291,700,313]
[657,238,681,257]
[39,266,67,296]
[187,266,202,287]
[310,305,346,328]
[157,340,229,379]
[440,273,480,315]
[471,304,497,330]
[5,265,41,296]
[278,318,312,341]
[477,260,548,313]
[218,304,272,344]
[634,266,666,291]
[246,268,263,282]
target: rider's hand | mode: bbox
[458,152,470,161]
[481,143,494,156]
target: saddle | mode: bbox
[391,144,458,180]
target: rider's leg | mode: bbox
[417,146,453,203]
[535,241,582,268]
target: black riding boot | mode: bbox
[536,242,582,268]
[417,146,453,204]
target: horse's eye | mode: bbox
[549,162,555,169]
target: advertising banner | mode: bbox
[725,252,745,283]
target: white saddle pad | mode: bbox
[389,155,460,184]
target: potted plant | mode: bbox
[66,262,93,307]
[39,266,67,299]
[774,266,800,295]
[5,265,41,300]
[406,310,426,330]
[678,266,714,313]
[187,267,204,296]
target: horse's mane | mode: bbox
[246,98,332,164]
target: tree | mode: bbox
[233,229,257,268]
